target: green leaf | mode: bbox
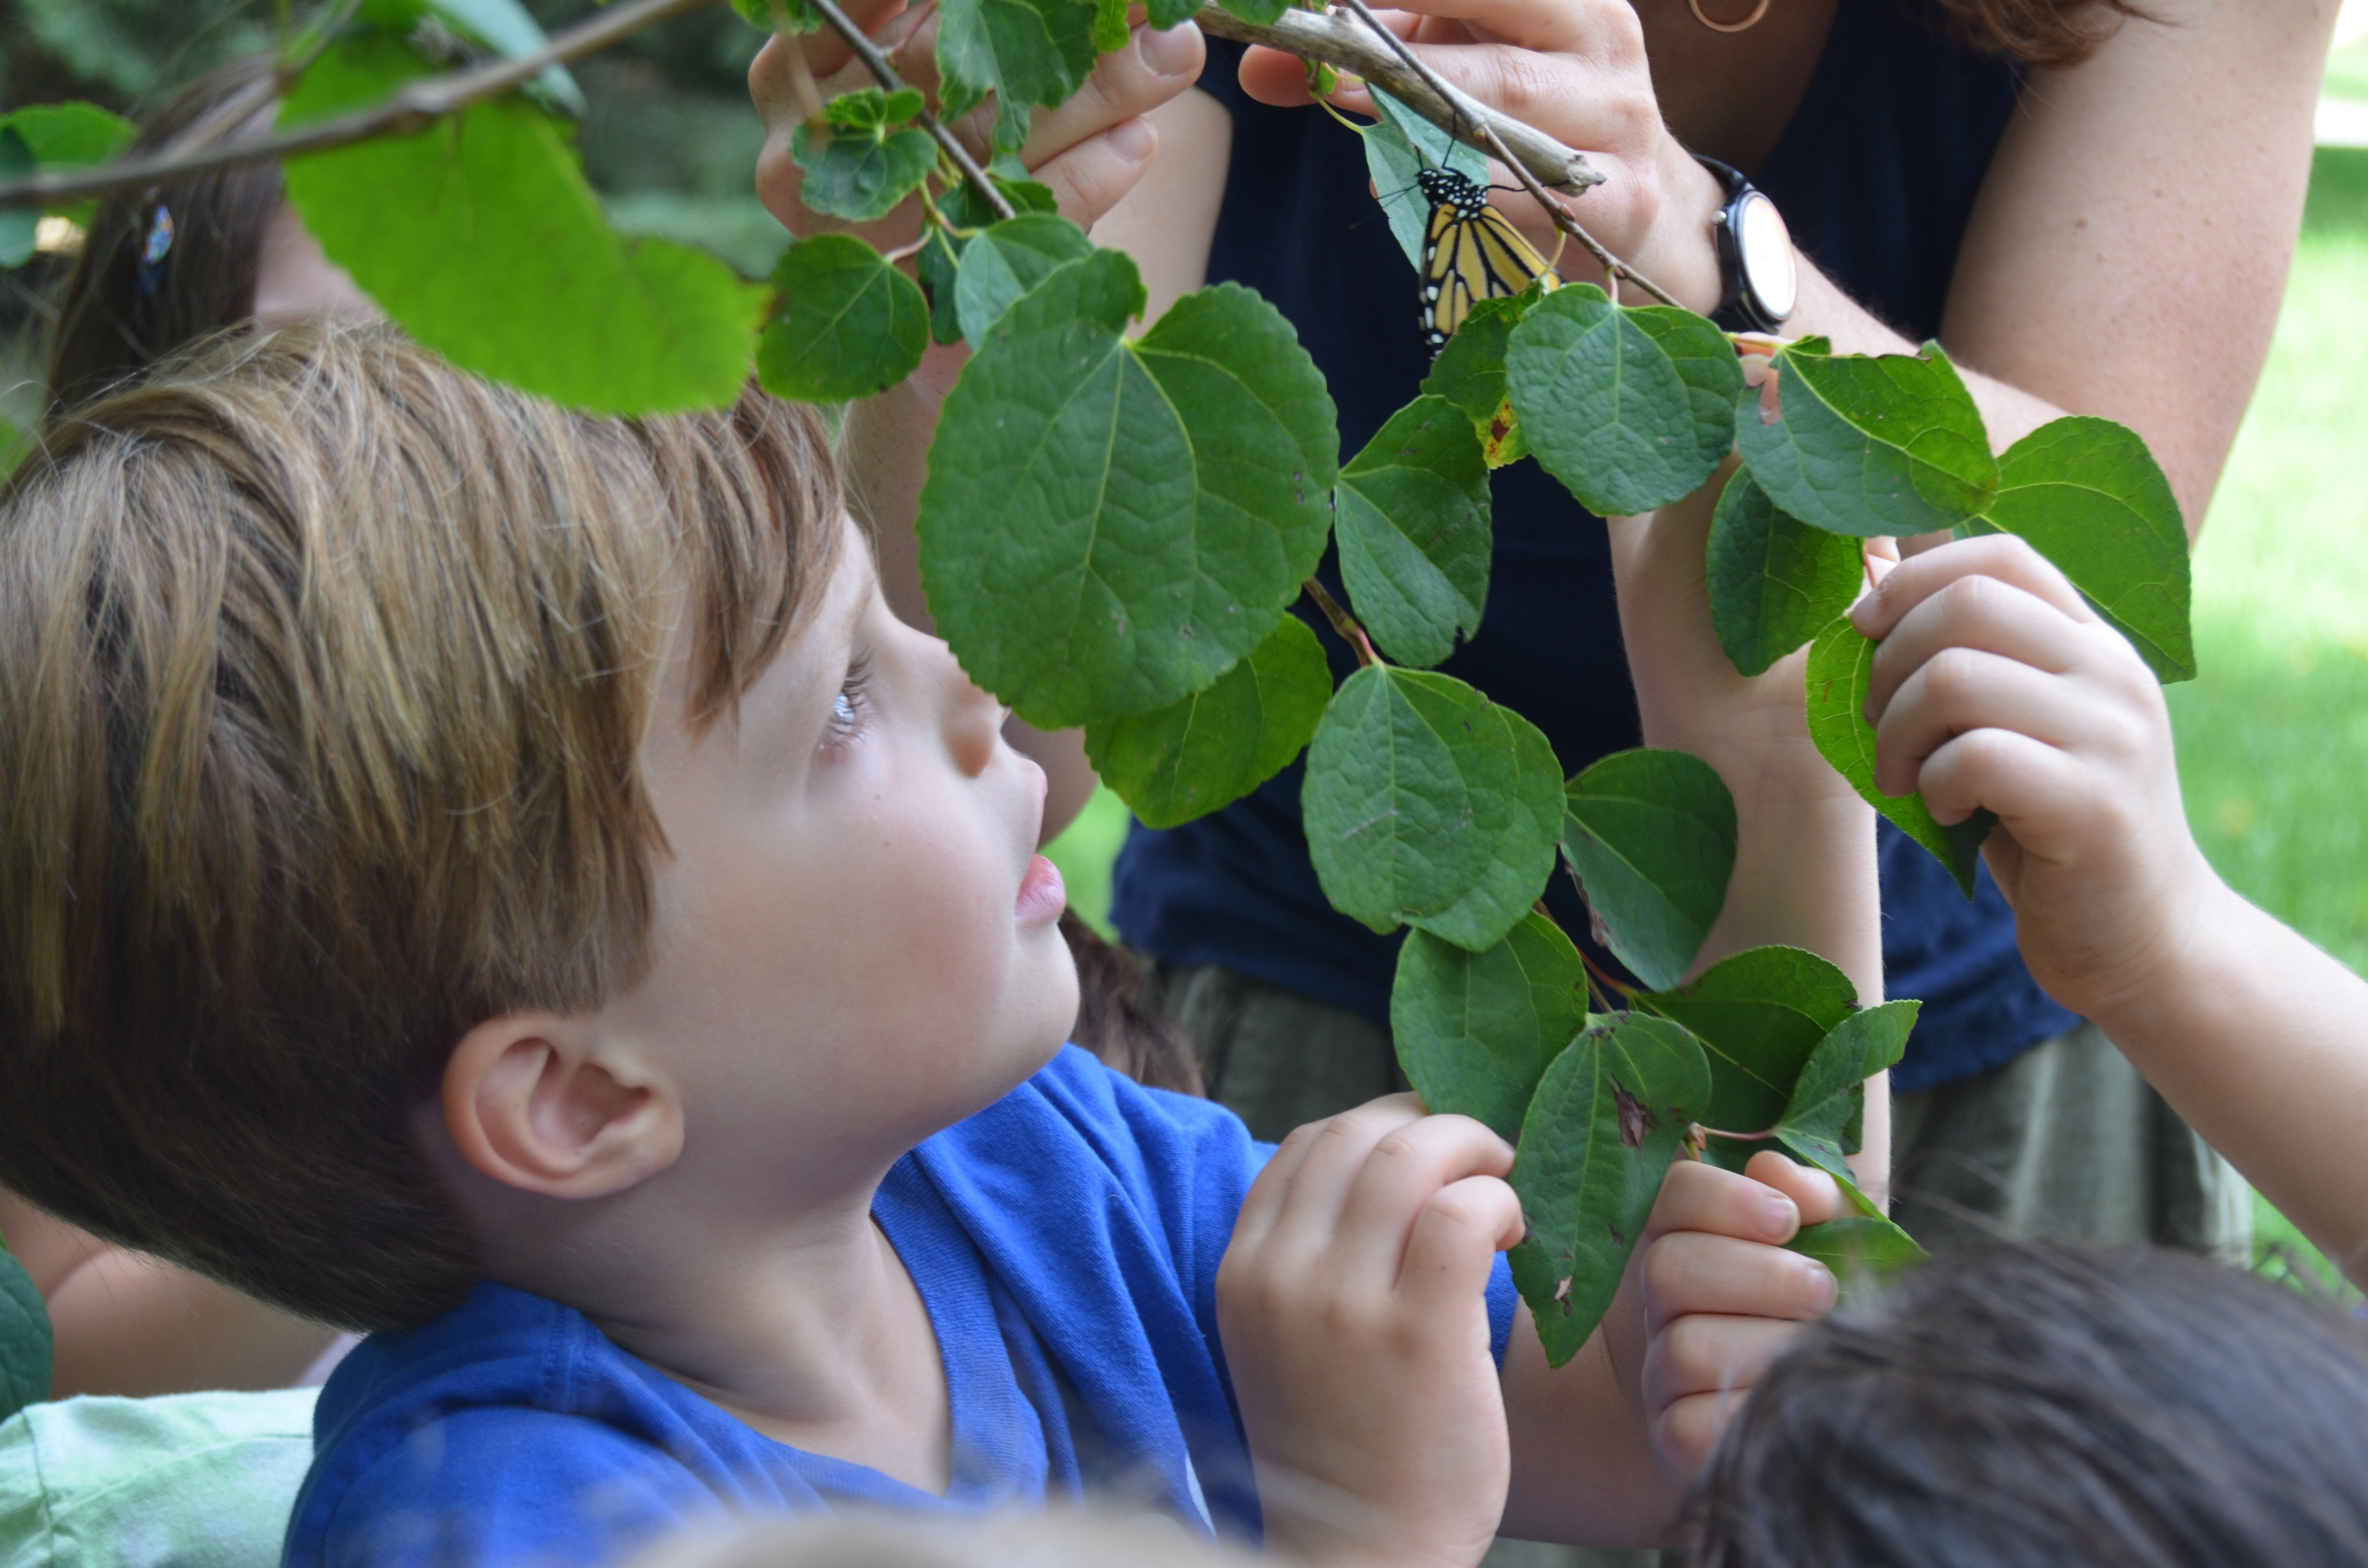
[919,178,1059,347]
[1092,0,1131,52]
[731,0,825,30]
[759,233,930,401]
[1975,416,2195,684]
[1509,1013,1712,1365]
[1335,395,1492,668]
[1785,1214,1927,1307]
[1737,341,1998,539]
[1772,1000,1921,1183]
[0,1248,51,1422]
[1419,292,1541,467]
[0,101,134,172]
[936,0,1099,153]
[1392,914,1590,1142]
[1303,667,1564,950]
[282,37,764,413]
[1361,85,1490,271]
[954,213,1095,351]
[1637,945,1857,1144]
[1707,469,1865,678]
[410,0,586,115]
[1507,286,1743,516]
[1805,614,1987,895]
[1084,612,1331,828]
[0,129,33,270]
[791,120,938,223]
[819,86,920,131]
[918,258,1338,728]
[1560,748,1738,992]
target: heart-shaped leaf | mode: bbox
[1393,913,1590,1142]
[759,233,930,402]
[1509,1012,1712,1365]
[1360,84,1491,271]
[1336,394,1492,669]
[1637,945,1857,1146]
[1708,469,1865,677]
[1805,614,1987,895]
[791,118,937,223]
[1772,999,1921,1183]
[918,255,1339,728]
[1973,415,2194,683]
[282,37,766,412]
[1303,666,1564,950]
[953,213,1095,350]
[935,0,1099,153]
[1421,293,1543,467]
[1084,612,1331,828]
[919,176,1060,346]
[1737,341,1998,539]
[1560,748,1738,992]
[1507,286,1743,517]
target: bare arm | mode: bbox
[0,1191,336,1397]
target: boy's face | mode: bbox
[604,519,1079,1189]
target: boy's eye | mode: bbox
[824,655,872,748]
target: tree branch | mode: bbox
[800,0,1014,222]
[1191,3,1600,196]
[0,0,718,211]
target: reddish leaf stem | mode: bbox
[1303,577,1381,668]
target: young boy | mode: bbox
[0,326,1865,1566]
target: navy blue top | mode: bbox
[285,1047,1519,1567]
[1111,0,2078,1095]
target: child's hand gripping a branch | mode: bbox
[1854,535,2368,1284]
[1216,1095,1849,1561]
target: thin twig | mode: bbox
[801,0,1014,223]
[1302,578,1380,668]
[1192,5,1596,195]
[0,0,718,210]
[1324,0,1685,309]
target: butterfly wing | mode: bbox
[1418,173,1562,355]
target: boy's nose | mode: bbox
[933,641,1005,776]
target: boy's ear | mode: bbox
[441,1014,683,1200]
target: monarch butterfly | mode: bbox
[1417,166,1561,355]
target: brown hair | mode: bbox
[0,322,842,1332]
[45,57,287,419]
[1930,0,2143,69]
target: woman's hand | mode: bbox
[1230,0,1726,308]
[751,4,1208,248]
[1217,1094,1523,1568]
[1853,534,2220,1021]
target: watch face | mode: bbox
[1736,191,1798,324]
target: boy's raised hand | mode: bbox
[1852,536,2218,1020]
[1217,1095,1523,1568]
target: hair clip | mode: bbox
[135,204,174,297]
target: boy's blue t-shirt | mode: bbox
[286,1047,1520,1567]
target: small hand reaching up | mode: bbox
[1851,535,2215,1021]
[1217,1095,1522,1568]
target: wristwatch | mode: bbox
[1695,155,1797,333]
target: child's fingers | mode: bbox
[1654,1384,1769,1483]
[1323,1114,1514,1282]
[1252,1095,1428,1254]
[1862,571,2091,723]
[1914,725,2087,833]
[1850,533,2094,644]
[1739,1150,1847,1226]
[1642,1157,1802,1250]
[1640,1231,1836,1335]
[1396,1173,1525,1314]
[1869,649,2096,798]
[1015,21,1203,176]
[1641,1311,1802,1422]
[1020,117,1162,232]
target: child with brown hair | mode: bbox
[0,323,1866,1567]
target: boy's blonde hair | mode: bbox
[0,323,841,1331]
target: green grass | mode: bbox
[2165,146,2368,1296]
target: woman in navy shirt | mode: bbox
[1090,0,2331,1259]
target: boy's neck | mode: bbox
[471,1151,954,1494]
